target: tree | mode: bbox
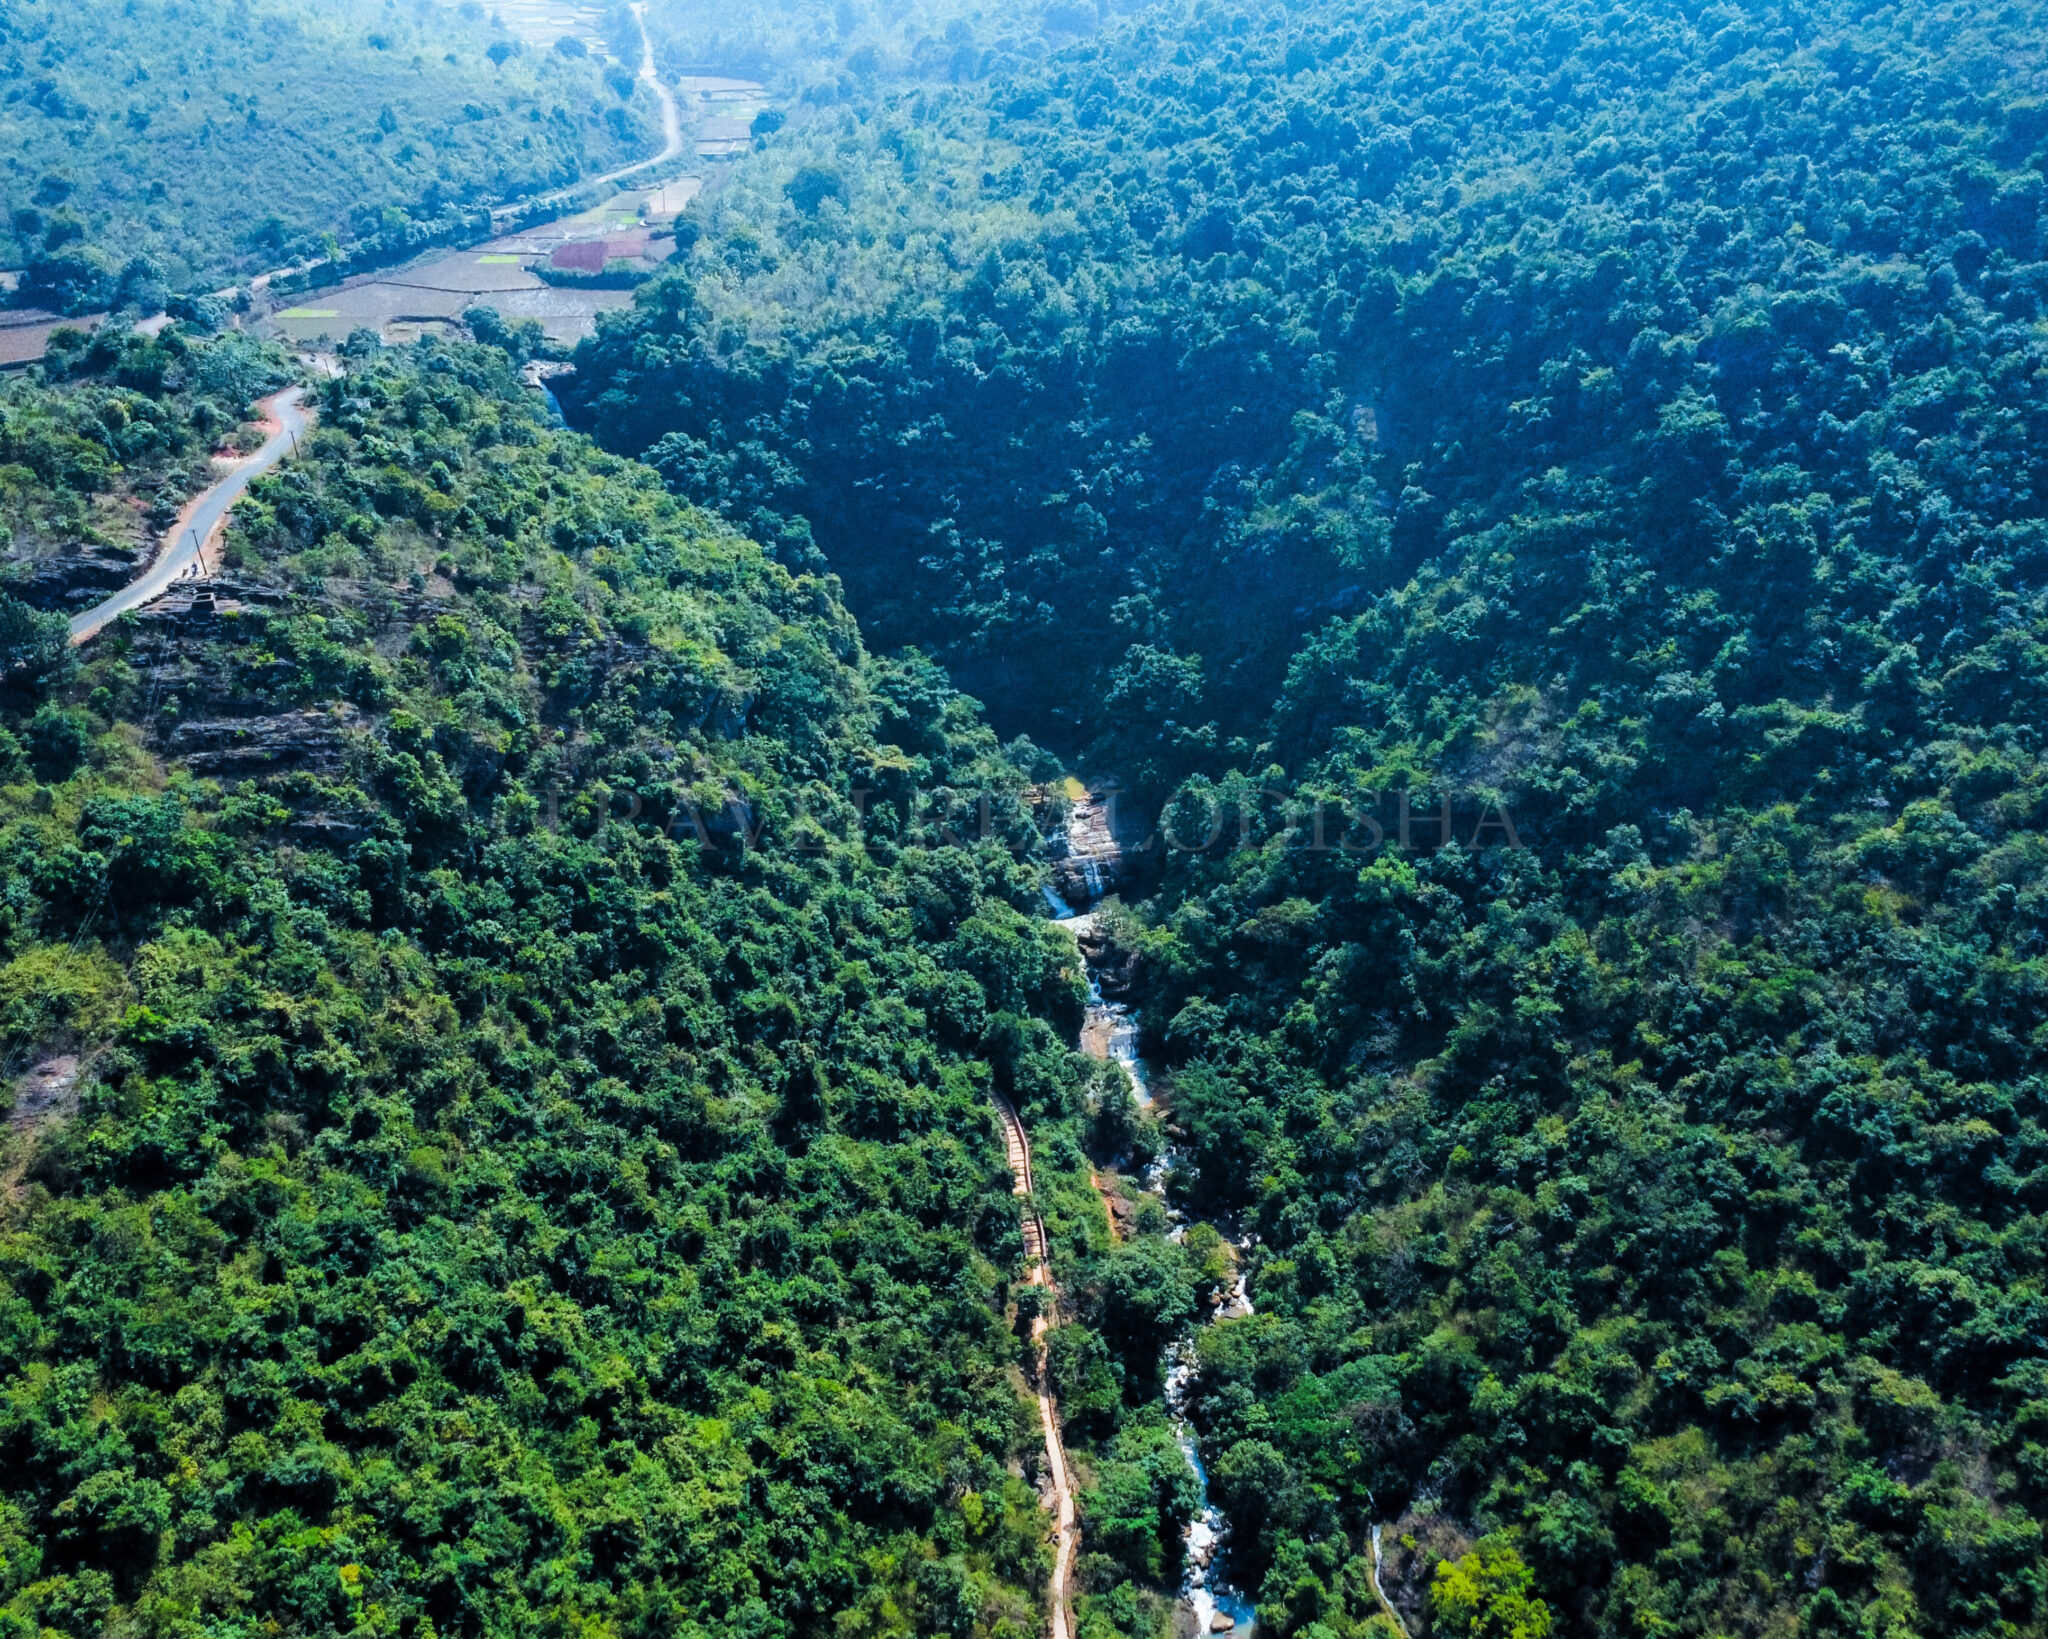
[1430,1543,1552,1639]
[0,594,72,687]
[785,164,846,215]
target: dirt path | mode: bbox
[1089,1171,1122,1242]
[69,388,311,646]
[992,1092,1077,1639]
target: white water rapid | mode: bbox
[1048,855,1258,1638]
[1369,1523,1409,1636]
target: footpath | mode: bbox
[992,1093,1077,1639]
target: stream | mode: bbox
[1043,879,1260,1638]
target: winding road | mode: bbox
[501,3,686,221]
[69,388,312,646]
[611,5,686,187]
[993,1093,1078,1639]
[241,7,687,299]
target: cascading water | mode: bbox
[1369,1524,1409,1636]
[1047,787,1130,912]
[1047,875,1258,1636]
[1166,1334,1258,1636]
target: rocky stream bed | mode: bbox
[1044,788,1261,1639]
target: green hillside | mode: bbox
[2,0,2048,1631]
[641,0,1101,97]
[575,0,2048,770]
[0,326,1215,1638]
[564,0,2048,1634]
[0,0,661,307]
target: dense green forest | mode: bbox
[641,0,1107,100]
[563,0,2048,1634]
[2,0,2047,1630]
[579,0,2048,771]
[0,326,1228,1638]
[0,0,660,307]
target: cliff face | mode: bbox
[103,578,356,780]
[1047,784,1147,909]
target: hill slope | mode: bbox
[0,330,1153,1638]
[1,0,661,304]
[565,0,2048,1634]
[573,0,2048,774]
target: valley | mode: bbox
[2,1,2047,1639]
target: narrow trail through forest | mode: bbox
[992,1092,1077,1639]
[69,388,313,646]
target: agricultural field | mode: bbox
[262,180,695,348]
[484,0,617,53]
[677,75,768,158]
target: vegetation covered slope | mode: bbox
[641,0,1106,100]
[0,330,1195,1639]
[564,0,2048,1635]
[0,321,288,580]
[572,0,2048,773]
[0,0,660,306]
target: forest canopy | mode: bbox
[587,0,2048,774]
[0,326,1205,1637]
[563,0,2048,1635]
[2,0,2048,1632]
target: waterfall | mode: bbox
[1047,785,1125,911]
[1369,1524,1410,1636]
[1169,1344,1259,1635]
[1051,896,1257,1637]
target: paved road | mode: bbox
[69,388,311,646]
[615,5,687,184]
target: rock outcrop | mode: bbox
[10,1055,78,1133]
[1071,915,1140,998]
[286,812,378,849]
[129,576,288,631]
[8,547,142,610]
[1046,784,1148,909]
[165,706,363,778]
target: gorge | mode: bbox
[1047,796,1261,1639]
[3,0,2048,1637]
